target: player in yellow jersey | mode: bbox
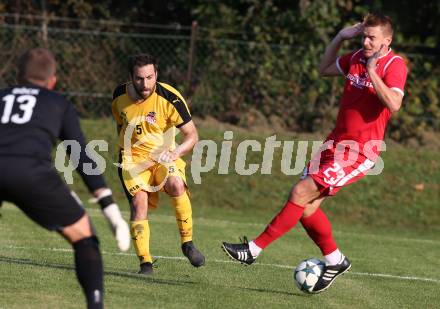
[111,53,205,275]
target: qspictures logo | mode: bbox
[55,127,386,190]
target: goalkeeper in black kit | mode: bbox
[0,48,130,309]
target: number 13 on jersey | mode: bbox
[1,94,37,124]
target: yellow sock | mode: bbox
[130,220,152,264]
[171,192,193,243]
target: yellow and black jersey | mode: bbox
[111,82,191,160]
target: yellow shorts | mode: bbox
[119,156,187,209]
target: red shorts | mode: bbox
[302,142,375,196]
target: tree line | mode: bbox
[1,0,439,141]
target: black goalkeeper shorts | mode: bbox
[0,157,85,231]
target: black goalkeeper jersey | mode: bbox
[0,83,105,191]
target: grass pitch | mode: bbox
[1,203,439,309]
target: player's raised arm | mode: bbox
[319,23,364,76]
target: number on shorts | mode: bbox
[323,163,346,186]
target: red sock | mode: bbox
[254,201,304,249]
[300,208,337,255]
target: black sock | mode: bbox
[73,236,104,309]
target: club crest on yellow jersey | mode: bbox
[145,111,157,124]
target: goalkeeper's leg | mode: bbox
[61,214,104,309]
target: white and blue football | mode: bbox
[293,258,325,293]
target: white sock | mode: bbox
[324,249,344,266]
[248,241,262,258]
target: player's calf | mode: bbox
[72,236,104,309]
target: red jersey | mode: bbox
[328,48,407,150]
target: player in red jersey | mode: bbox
[222,12,407,293]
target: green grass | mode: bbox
[0,204,439,309]
[1,118,439,308]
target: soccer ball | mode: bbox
[293,258,325,293]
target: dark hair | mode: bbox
[127,53,158,76]
[17,48,56,83]
[363,12,393,36]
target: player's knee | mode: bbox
[165,177,185,197]
[291,182,308,200]
[290,180,319,205]
[132,191,148,209]
[61,214,94,243]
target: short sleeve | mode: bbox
[336,51,356,76]
[111,99,122,125]
[169,96,192,128]
[111,84,126,125]
[383,57,408,97]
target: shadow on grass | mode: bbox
[0,255,196,286]
[237,285,307,297]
